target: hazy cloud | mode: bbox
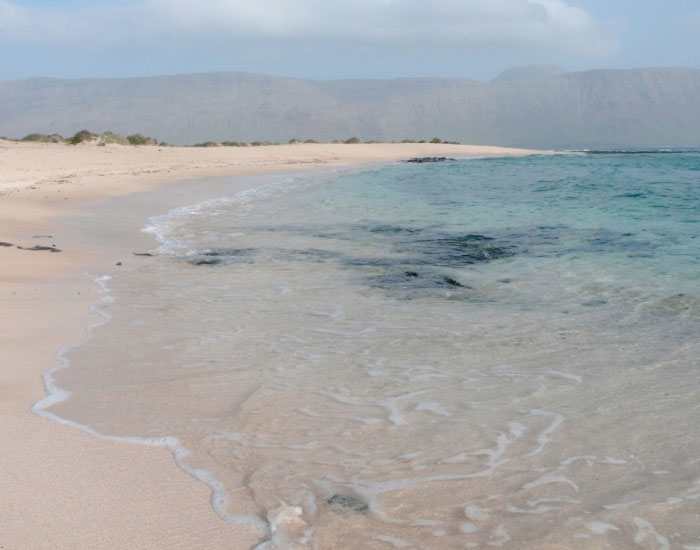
[0,0,616,57]
[679,11,700,30]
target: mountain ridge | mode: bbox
[1,67,699,148]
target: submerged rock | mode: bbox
[327,494,369,514]
[654,293,700,315]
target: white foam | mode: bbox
[523,474,579,493]
[585,521,620,535]
[414,401,450,416]
[143,174,315,255]
[508,422,527,438]
[603,501,639,510]
[507,504,560,515]
[464,504,490,521]
[373,535,411,548]
[633,517,670,550]
[486,524,511,547]
[31,273,270,540]
[525,409,565,456]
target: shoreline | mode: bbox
[0,141,540,548]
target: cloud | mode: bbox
[0,0,616,58]
[679,11,700,31]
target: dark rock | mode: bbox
[442,277,464,287]
[115,261,122,266]
[406,157,454,163]
[17,245,61,252]
[32,235,53,238]
[327,494,369,514]
[404,271,419,278]
[132,252,154,256]
[188,258,222,265]
[0,241,13,247]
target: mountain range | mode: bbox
[1,66,699,148]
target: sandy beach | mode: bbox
[0,140,539,549]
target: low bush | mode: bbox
[127,133,157,145]
[98,131,129,146]
[21,132,65,143]
[69,129,96,144]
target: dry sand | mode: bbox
[0,140,540,549]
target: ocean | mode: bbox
[39,152,700,549]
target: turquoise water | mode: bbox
[49,152,700,549]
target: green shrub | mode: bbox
[344,137,361,144]
[21,132,65,143]
[21,133,46,142]
[430,137,442,144]
[127,133,157,145]
[69,129,95,144]
[191,141,219,147]
[98,131,129,145]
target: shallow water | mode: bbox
[46,153,700,549]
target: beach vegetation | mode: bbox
[220,141,243,146]
[21,133,64,143]
[97,131,130,146]
[401,139,417,143]
[191,141,219,147]
[126,133,157,146]
[68,129,96,144]
[344,137,361,144]
[430,137,442,143]
[305,139,319,144]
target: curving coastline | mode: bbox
[0,141,539,549]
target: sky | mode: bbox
[1,0,699,81]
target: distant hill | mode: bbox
[1,67,699,148]
[491,65,567,83]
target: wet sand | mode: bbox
[0,140,538,548]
